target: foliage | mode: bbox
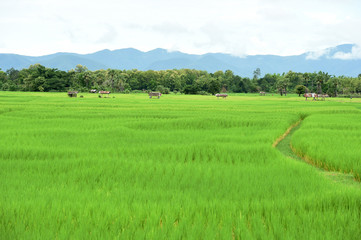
[183,85,199,94]
[295,85,307,96]
[156,85,170,94]
[253,67,261,81]
[1,65,361,96]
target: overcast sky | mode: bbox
[1,0,361,57]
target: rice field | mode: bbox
[1,92,361,239]
[292,110,361,180]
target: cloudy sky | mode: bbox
[1,0,361,57]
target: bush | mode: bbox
[197,91,210,95]
[338,94,361,98]
[295,85,307,96]
[78,87,88,93]
[131,90,143,94]
[156,85,170,94]
[183,85,199,95]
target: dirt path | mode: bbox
[274,119,360,187]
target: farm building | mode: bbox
[304,93,329,101]
[148,92,161,99]
[215,94,228,99]
[67,91,78,97]
[99,91,111,98]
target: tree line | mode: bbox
[1,64,361,96]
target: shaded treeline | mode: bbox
[1,64,361,96]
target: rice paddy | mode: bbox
[1,92,361,239]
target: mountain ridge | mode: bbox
[0,44,360,77]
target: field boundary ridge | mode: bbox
[274,117,360,186]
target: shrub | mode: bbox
[131,90,143,94]
[197,91,210,95]
[183,85,199,95]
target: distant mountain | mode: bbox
[0,44,360,77]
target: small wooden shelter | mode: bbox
[260,91,266,96]
[67,91,78,97]
[99,91,111,98]
[149,92,161,99]
[215,94,228,99]
[304,93,316,101]
[318,94,329,101]
[304,93,329,101]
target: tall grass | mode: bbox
[292,112,361,180]
[1,92,361,239]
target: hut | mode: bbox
[99,91,111,98]
[149,92,161,99]
[304,93,323,101]
[215,94,228,99]
[318,94,329,101]
[89,89,97,93]
[260,91,266,96]
[67,91,78,97]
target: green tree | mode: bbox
[326,76,340,97]
[0,69,6,83]
[74,64,88,73]
[315,71,330,94]
[183,85,198,94]
[6,68,20,84]
[0,69,7,90]
[154,84,169,94]
[276,75,289,96]
[207,78,221,95]
[285,71,304,89]
[253,68,261,81]
[295,85,307,96]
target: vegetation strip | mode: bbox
[1,65,361,98]
[272,119,302,148]
[275,118,360,186]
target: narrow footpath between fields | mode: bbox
[273,118,360,187]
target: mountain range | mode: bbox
[0,44,360,77]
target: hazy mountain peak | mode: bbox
[332,44,354,53]
[0,44,360,77]
[306,44,359,60]
[146,48,168,54]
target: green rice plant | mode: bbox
[292,112,361,180]
[1,92,361,239]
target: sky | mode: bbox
[1,0,361,58]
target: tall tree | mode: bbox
[276,75,289,96]
[253,68,261,81]
[295,85,307,96]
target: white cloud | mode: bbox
[96,25,118,44]
[306,12,342,25]
[306,49,330,60]
[332,45,361,60]
[1,0,361,56]
[0,40,5,48]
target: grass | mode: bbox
[276,119,360,187]
[1,92,361,239]
[291,112,361,181]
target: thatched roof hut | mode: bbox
[99,91,111,98]
[148,92,161,99]
[67,91,78,97]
